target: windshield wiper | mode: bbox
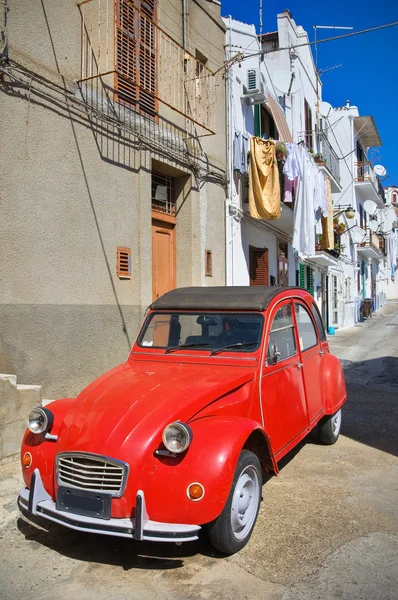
[165,342,211,354]
[210,342,257,356]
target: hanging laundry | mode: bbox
[283,143,303,181]
[248,137,281,220]
[233,131,242,173]
[241,132,250,173]
[292,145,316,257]
[284,176,297,204]
[321,177,334,250]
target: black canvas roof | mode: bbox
[150,286,302,311]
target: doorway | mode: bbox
[151,171,176,301]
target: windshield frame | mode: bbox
[136,310,265,354]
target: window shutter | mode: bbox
[254,105,261,137]
[117,247,131,279]
[116,0,157,117]
[307,266,314,296]
[249,246,268,286]
[299,263,305,288]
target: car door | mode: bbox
[293,301,325,424]
[261,300,308,456]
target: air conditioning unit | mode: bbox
[241,68,266,104]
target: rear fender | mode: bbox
[323,353,347,414]
[144,416,274,525]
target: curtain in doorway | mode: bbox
[248,137,281,220]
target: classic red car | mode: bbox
[19,286,346,555]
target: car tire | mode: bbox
[207,449,262,555]
[318,408,342,445]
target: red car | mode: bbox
[19,286,346,555]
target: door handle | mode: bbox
[296,362,303,369]
[319,350,324,356]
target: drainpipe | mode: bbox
[225,19,233,286]
[182,0,187,49]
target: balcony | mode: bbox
[297,131,341,192]
[78,0,216,135]
[306,233,340,267]
[357,227,383,260]
[354,162,385,208]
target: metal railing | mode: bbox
[78,0,216,133]
[360,227,381,251]
[316,132,340,183]
[297,131,340,183]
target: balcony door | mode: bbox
[151,172,176,301]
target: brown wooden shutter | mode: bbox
[115,0,157,116]
[117,247,131,278]
[249,246,269,286]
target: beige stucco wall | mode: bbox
[0,0,226,398]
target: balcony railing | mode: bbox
[78,0,216,134]
[359,227,381,252]
[297,131,340,183]
[316,132,340,183]
[354,160,381,187]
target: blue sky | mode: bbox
[221,0,398,186]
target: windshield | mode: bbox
[137,312,263,353]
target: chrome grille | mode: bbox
[56,453,128,497]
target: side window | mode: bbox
[295,304,318,351]
[267,304,296,363]
[311,303,326,342]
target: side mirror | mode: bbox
[267,343,281,366]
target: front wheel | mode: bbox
[318,408,342,445]
[207,450,262,555]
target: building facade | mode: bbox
[0,0,227,398]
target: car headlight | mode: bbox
[27,407,54,434]
[162,422,193,454]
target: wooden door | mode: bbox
[152,218,176,302]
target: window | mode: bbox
[311,303,326,342]
[304,99,313,151]
[116,0,157,117]
[205,250,213,277]
[267,303,296,363]
[249,246,269,286]
[117,247,131,279]
[295,304,318,350]
[260,106,278,140]
[151,172,175,216]
[138,312,263,352]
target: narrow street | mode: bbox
[1,302,397,600]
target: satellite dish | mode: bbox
[368,220,379,232]
[374,164,387,177]
[320,102,333,118]
[350,226,366,244]
[363,200,378,216]
[273,70,299,95]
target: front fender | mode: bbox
[323,353,347,414]
[21,398,75,495]
[143,416,269,525]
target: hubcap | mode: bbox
[230,465,260,541]
[332,409,342,436]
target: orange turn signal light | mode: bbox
[22,452,32,468]
[187,483,204,501]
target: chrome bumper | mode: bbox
[18,469,200,543]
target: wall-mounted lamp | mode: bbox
[334,205,356,219]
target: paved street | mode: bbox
[1,301,397,600]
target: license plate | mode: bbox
[56,486,112,520]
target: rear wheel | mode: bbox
[207,450,262,555]
[318,408,342,445]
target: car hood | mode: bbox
[56,359,256,458]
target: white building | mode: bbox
[327,103,389,324]
[223,11,344,331]
[384,186,398,299]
